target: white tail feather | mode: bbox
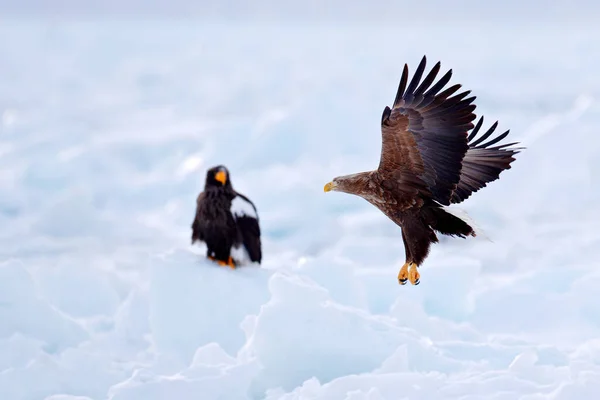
[435,202,493,242]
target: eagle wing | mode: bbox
[231,192,262,263]
[450,116,522,203]
[378,56,477,205]
[191,192,205,244]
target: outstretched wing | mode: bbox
[231,192,262,263]
[450,116,522,204]
[379,55,477,205]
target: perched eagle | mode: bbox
[191,165,262,268]
[324,56,521,286]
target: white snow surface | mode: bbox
[1,17,600,400]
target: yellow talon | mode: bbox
[209,255,236,269]
[408,263,420,285]
[217,256,236,269]
[398,263,409,285]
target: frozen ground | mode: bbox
[1,18,600,400]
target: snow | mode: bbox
[1,14,600,400]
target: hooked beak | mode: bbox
[215,170,227,185]
[324,181,337,192]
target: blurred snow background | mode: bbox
[1,1,600,399]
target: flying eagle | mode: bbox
[324,56,521,285]
[191,165,262,268]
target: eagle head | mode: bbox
[323,179,339,193]
[324,172,371,195]
[205,165,232,189]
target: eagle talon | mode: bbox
[226,256,236,269]
[213,257,235,269]
[215,257,236,269]
[398,262,409,286]
[408,263,420,285]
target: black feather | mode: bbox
[393,64,409,108]
[451,119,522,203]
[470,120,498,147]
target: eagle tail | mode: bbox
[423,203,485,239]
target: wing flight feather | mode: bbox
[379,56,477,205]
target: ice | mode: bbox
[0,260,88,352]
[1,13,600,400]
[148,249,271,363]
[45,397,94,400]
[33,262,122,319]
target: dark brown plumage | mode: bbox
[324,56,522,286]
[192,165,262,268]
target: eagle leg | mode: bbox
[408,263,420,285]
[399,230,412,285]
[398,263,409,285]
[399,214,434,286]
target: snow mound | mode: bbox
[4,250,600,399]
[149,249,271,363]
[0,260,89,352]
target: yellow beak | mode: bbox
[215,170,227,185]
[324,181,334,192]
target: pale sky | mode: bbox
[1,0,597,24]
